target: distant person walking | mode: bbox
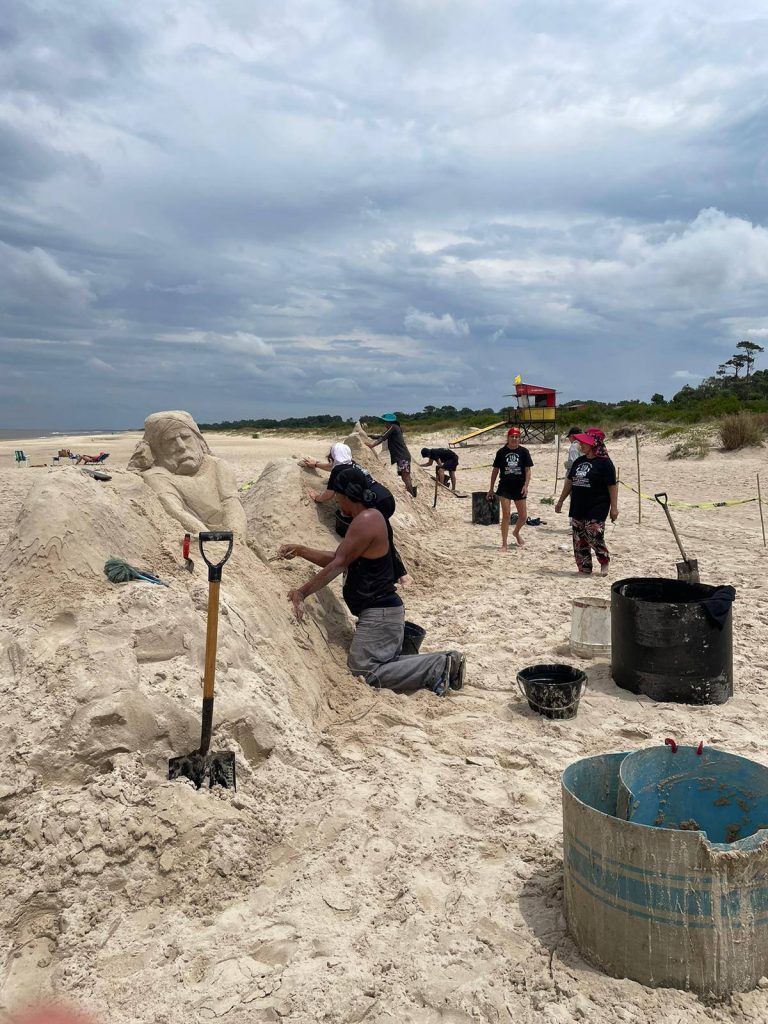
[487,427,533,550]
[564,426,582,474]
[366,414,416,497]
[419,447,459,491]
[555,431,618,575]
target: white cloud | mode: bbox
[314,377,360,391]
[671,369,702,380]
[404,309,470,337]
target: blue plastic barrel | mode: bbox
[563,750,768,994]
[618,745,768,847]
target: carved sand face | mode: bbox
[159,425,204,475]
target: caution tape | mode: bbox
[618,480,757,510]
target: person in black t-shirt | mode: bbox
[554,430,619,575]
[366,414,416,497]
[419,447,459,490]
[487,427,534,550]
[300,441,410,584]
[279,467,466,695]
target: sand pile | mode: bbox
[0,462,377,1020]
[243,426,443,589]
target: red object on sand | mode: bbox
[664,737,678,753]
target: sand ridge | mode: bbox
[0,427,767,1022]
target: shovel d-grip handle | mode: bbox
[653,493,689,563]
[199,531,234,582]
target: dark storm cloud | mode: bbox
[3,0,768,427]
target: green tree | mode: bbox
[651,393,665,405]
[736,340,765,376]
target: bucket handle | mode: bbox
[516,676,588,713]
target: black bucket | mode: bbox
[335,510,353,537]
[517,664,587,720]
[611,577,733,705]
[472,492,500,525]
[402,621,426,655]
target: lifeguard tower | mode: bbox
[505,381,557,442]
[449,380,557,447]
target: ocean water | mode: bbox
[0,428,132,441]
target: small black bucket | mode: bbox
[472,492,500,525]
[517,664,587,720]
[402,621,426,655]
[335,510,353,537]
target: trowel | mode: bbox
[654,493,699,584]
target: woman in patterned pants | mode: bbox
[554,430,618,575]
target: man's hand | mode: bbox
[610,508,619,522]
[486,490,494,500]
[279,543,302,559]
[288,589,306,621]
[554,501,563,514]
[521,487,528,498]
[308,489,320,502]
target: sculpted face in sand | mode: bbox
[132,411,247,537]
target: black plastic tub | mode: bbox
[335,510,353,537]
[472,492,500,525]
[517,664,587,720]
[611,577,733,705]
[401,621,426,655]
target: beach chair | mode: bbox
[75,451,110,465]
[14,450,29,468]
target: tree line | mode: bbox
[199,341,768,431]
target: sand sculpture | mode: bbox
[129,411,247,536]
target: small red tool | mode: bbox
[183,533,194,573]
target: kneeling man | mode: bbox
[280,467,465,695]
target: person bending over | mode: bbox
[554,431,618,575]
[366,414,416,497]
[280,467,465,695]
[304,444,411,586]
[487,427,533,550]
[419,447,459,491]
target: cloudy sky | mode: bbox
[3,0,768,428]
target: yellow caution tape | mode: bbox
[618,480,757,510]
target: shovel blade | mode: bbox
[676,558,700,584]
[169,750,236,790]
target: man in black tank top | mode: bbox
[278,467,466,695]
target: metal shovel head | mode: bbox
[676,557,700,585]
[168,750,236,790]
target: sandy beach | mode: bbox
[1,426,767,1024]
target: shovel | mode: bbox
[169,531,236,789]
[654,493,699,584]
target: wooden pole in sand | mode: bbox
[553,433,560,496]
[758,474,766,547]
[635,432,642,525]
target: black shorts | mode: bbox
[439,458,459,472]
[497,481,526,501]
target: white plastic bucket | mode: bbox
[570,596,610,658]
